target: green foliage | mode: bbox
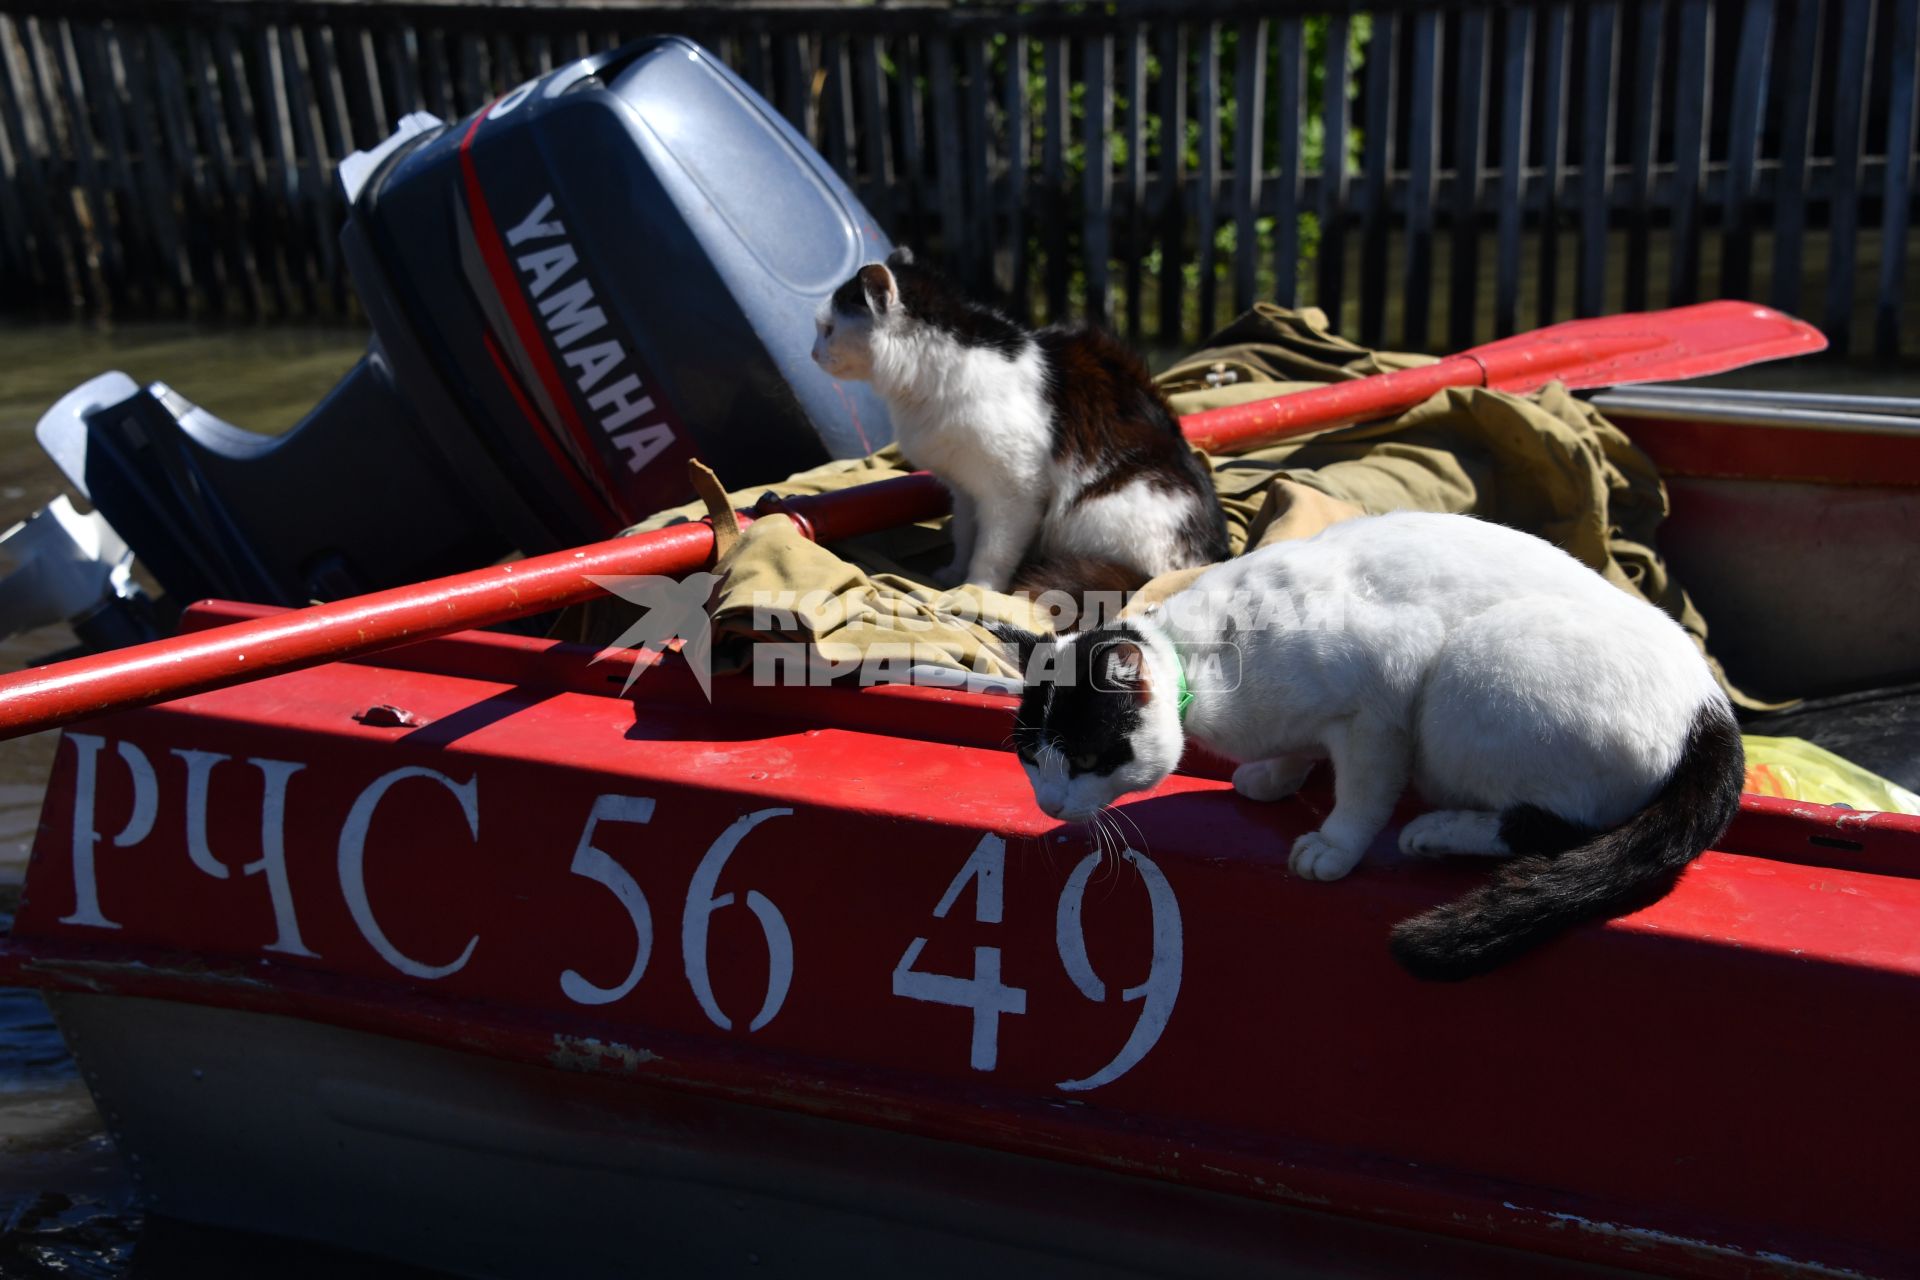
[907,16,1370,336]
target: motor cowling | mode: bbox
[26,36,894,633]
[351,36,895,546]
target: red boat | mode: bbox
[0,383,1916,1278]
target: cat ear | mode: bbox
[858,263,899,315]
[1098,640,1154,704]
[986,621,1050,679]
[886,246,915,268]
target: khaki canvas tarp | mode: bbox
[569,305,1758,706]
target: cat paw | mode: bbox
[1288,831,1364,881]
[1233,758,1313,803]
[1398,810,1510,858]
[929,561,970,590]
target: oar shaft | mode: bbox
[0,475,950,738]
[1180,359,1481,453]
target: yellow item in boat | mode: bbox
[1741,735,1920,816]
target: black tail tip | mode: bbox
[1388,916,1506,982]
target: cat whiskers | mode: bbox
[1085,807,1126,876]
[1105,803,1150,859]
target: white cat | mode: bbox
[811,248,1226,595]
[999,512,1744,979]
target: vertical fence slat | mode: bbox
[1316,12,1351,334]
[1624,0,1665,311]
[43,19,112,309]
[1358,12,1396,346]
[1156,24,1187,342]
[121,23,184,309]
[70,22,137,310]
[927,34,968,288]
[1042,33,1070,322]
[1536,4,1570,325]
[1273,14,1304,310]
[821,34,853,182]
[389,24,424,116]
[0,20,32,293]
[1231,17,1266,315]
[5,15,78,304]
[0,15,53,296]
[454,29,486,115]
[490,31,521,95]
[1002,33,1029,319]
[262,24,320,313]
[1194,24,1221,337]
[1877,0,1919,357]
[1404,12,1440,349]
[216,23,290,317]
[1721,0,1775,300]
[342,26,387,141]
[962,33,993,296]
[1121,25,1146,339]
[1083,32,1114,325]
[0,106,25,294]
[311,27,354,159]
[776,33,807,136]
[896,35,928,249]
[852,35,894,234]
[279,25,337,312]
[1824,0,1877,354]
[739,26,770,99]
[1669,0,1712,307]
[526,31,553,78]
[1495,8,1533,336]
[420,26,452,121]
[1449,9,1489,347]
[185,24,262,319]
[147,23,213,309]
[1576,3,1619,318]
[379,24,422,118]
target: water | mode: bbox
[0,322,458,1276]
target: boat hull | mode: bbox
[6,403,1920,1278]
[52,992,1621,1279]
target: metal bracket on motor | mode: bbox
[0,495,153,649]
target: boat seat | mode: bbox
[1743,681,1920,794]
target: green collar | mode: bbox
[1173,650,1194,723]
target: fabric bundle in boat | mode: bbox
[565,304,1756,705]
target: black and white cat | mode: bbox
[811,249,1228,594]
[998,512,1745,980]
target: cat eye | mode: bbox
[1070,752,1100,772]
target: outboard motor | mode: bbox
[25,36,893,639]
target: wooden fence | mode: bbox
[1,0,1916,359]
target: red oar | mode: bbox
[0,300,1824,741]
[1182,300,1825,452]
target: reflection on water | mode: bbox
[0,322,455,1276]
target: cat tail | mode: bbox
[1389,701,1745,981]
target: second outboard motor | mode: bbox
[32,36,893,631]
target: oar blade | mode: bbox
[1466,300,1829,395]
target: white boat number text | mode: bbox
[57,736,1182,1090]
